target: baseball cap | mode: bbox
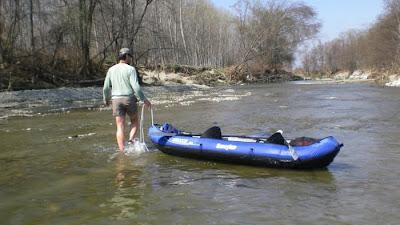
[119,48,132,57]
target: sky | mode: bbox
[211,0,384,42]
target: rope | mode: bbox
[137,104,152,152]
[140,105,146,146]
[279,130,299,161]
[287,144,299,161]
[150,106,154,126]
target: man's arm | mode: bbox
[129,68,146,101]
[103,71,112,105]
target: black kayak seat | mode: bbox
[201,126,222,139]
[267,132,286,145]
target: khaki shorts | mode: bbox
[112,97,138,117]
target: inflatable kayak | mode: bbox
[148,123,343,169]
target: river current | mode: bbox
[0,82,399,225]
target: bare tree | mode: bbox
[231,0,320,80]
[78,0,98,77]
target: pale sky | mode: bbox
[211,0,384,41]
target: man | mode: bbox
[103,48,151,152]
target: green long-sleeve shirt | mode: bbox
[103,63,146,103]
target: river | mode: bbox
[0,82,399,225]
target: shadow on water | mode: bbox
[148,148,337,186]
[327,162,356,171]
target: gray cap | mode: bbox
[119,48,132,57]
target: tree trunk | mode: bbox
[179,0,189,64]
[29,0,35,53]
[0,0,3,64]
[79,0,97,78]
[29,0,36,84]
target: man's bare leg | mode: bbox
[115,116,125,151]
[128,113,139,142]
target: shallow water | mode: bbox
[1,82,399,225]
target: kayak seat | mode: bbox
[201,126,222,139]
[267,132,286,145]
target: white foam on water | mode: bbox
[124,140,149,155]
[196,92,251,103]
[148,89,252,107]
[107,145,149,162]
[179,100,196,106]
[224,89,235,93]
[198,96,241,102]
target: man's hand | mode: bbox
[144,99,152,108]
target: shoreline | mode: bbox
[1,76,398,120]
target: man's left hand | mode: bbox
[144,99,152,108]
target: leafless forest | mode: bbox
[302,0,400,77]
[4,0,400,89]
[0,0,321,89]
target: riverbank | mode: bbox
[1,64,303,91]
[301,70,400,87]
[0,64,227,91]
[384,74,400,87]
[2,67,398,119]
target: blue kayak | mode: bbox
[148,124,343,169]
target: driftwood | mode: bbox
[75,78,105,87]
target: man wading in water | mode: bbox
[103,48,151,152]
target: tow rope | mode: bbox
[131,104,153,153]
